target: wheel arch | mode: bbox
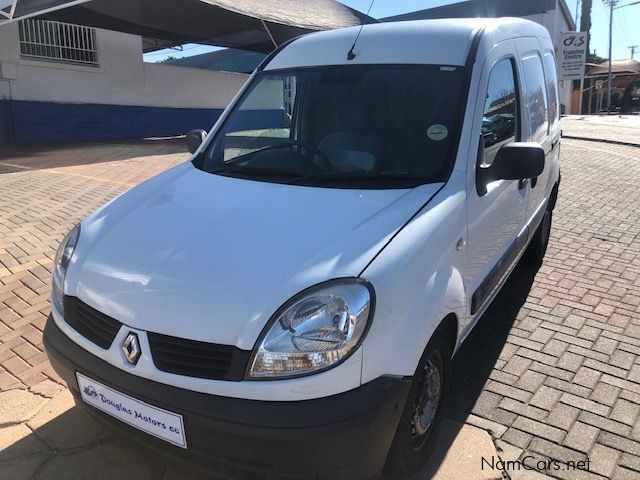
[436,313,459,359]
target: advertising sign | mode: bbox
[558,32,588,80]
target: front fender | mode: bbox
[360,173,469,383]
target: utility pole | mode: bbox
[603,0,618,115]
[629,45,639,59]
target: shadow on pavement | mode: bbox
[0,137,190,172]
[0,398,166,480]
[447,260,540,421]
[0,261,539,480]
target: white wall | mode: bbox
[0,22,249,109]
[240,77,286,110]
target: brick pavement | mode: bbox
[1,128,639,479]
[0,140,188,396]
[447,137,640,479]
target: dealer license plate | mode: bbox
[76,372,187,448]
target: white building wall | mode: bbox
[0,22,249,108]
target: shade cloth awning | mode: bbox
[1,0,377,52]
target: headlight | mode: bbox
[52,224,80,314]
[247,279,374,379]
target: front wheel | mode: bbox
[384,330,452,477]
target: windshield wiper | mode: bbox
[289,170,432,185]
[224,140,308,163]
[207,164,302,178]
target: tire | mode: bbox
[384,329,453,478]
[524,204,552,265]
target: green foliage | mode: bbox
[588,52,608,64]
[156,55,178,64]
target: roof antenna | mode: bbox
[347,0,375,60]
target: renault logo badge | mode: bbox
[122,332,141,365]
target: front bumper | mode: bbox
[44,316,411,480]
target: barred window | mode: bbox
[18,19,99,66]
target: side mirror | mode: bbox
[491,142,545,181]
[186,129,207,154]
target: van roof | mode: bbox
[264,18,550,70]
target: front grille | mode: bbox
[62,296,250,380]
[148,332,250,381]
[63,296,122,349]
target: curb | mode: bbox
[562,135,640,148]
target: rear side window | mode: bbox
[542,52,560,126]
[521,54,549,142]
[481,58,518,167]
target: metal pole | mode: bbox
[260,18,278,49]
[606,0,616,114]
[579,77,584,115]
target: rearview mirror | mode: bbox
[491,142,545,181]
[186,129,207,154]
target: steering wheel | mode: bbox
[271,140,333,171]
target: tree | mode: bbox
[580,0,599,63]
[589,52,608,64]
[156,55,177,64]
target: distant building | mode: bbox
[163,48,266,74]
[585,59,640,113]
[0,0,365,145]
[0,19,250,145]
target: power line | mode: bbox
[616,7,632,53]
[614,0,640,61]
[614,0,640,7]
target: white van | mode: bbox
[44,18,561,479]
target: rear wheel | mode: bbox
[384,330,452,477]
[525,204,552,265]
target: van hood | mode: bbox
[68,162,441,349]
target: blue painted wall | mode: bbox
[0,100,10,145]
[0,100,284,145]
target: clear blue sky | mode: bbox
[588,1,640,60]
[143,0,640,63]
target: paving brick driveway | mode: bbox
[1,119,639,479]
[0,139,188,394]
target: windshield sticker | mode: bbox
[427,124,448,141]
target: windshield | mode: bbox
[195,65,465,189]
